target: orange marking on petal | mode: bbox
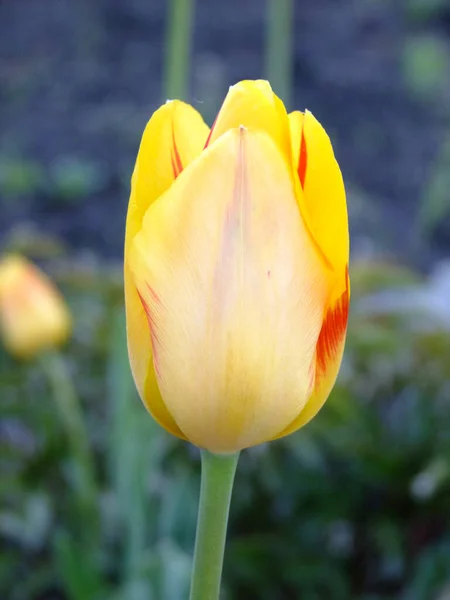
[298,131,307,189]
[137,286,162,376]
[316,266,349,378]
[171,127,184,178]
[203,115,218,149]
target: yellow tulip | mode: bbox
[125,80,349,453]
[0,255,71,359]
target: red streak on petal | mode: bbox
[171,127,184,179]
[137,285,162,376]
[203,114,218,149]
[315,265,349,379]
[298,131,307,189]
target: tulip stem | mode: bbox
[40,350,98,528]
[189,450,240,600]
[265,0,293,108]
[165,0,195,100]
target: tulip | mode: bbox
[125,80,349,454]
[0,255,71,358]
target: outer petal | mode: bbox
[205,80,292,165]
[280,110,350,435]
[125,101,209,438]
[288,111,305,169]
[129,127,330,453]
[289,110,349,288]
[274,269,350,438]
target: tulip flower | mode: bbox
[0,255,71,358]
[125,80,349,453]
[125,79,349,600]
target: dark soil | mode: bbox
[1,0,449,264]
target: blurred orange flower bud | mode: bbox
[125,80,349,453]
[0,255,72,359]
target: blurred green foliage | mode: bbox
[48,158,108,205]
[401,1,450,243]
[405,0,449,23]
[419,133,450,237]
[402,35,450,101]
[1,255,450,600]
[0,157,46,200]
[0,155,108,208]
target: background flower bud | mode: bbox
[0,255,72,359]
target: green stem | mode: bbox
[165,0,195,100]
[108,308,147,579]
[265,0,293,108]
[40,351,98,524]
[189,450,240,600]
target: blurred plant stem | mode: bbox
[40,350,98,534]
[165,0,195,100]
[189,450,239,600]
[108,308,147,581]
[265,0,293,108]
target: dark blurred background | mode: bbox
[1,0,450,599]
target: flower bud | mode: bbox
[0,255,71,358]
[125,80,349,452]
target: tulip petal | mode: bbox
[126,100,210,242]
[129,127,330,453]
[288,111,305,172]
[274,269,350,438]
[125,101,209,437]
[205,80,292,165]
[289,110,349,289]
